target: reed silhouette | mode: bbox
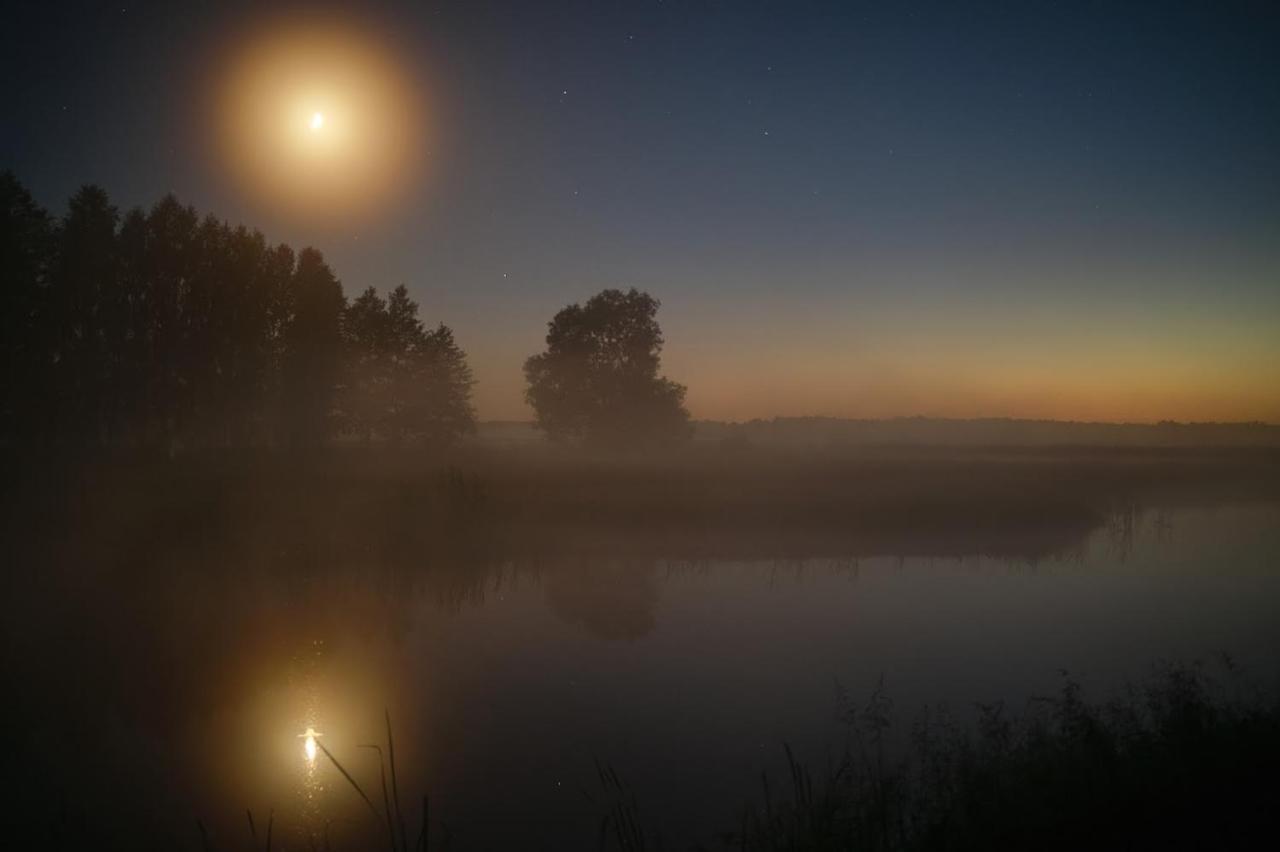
[727,662,1279,852]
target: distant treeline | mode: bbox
[698,416,1280,448]
[472,417,1280,449]
[0,172,474,451]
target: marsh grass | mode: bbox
[244,809,272,852]
[292,664,1277,852]
[316,712,439,852]
[723,660,1280,851]
[591,759,650,852]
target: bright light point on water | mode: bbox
[299,726,322,763]
[310,111,324,131]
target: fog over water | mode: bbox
[6,484,1278,849]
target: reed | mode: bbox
[729,661,1280,852]
[191,664,1275,851]
[318,712,437,852]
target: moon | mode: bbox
[217,20,426,220]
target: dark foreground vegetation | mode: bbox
[176,663,1280,851]
[718,661,1280,852]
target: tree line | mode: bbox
[0,172,475,451]
[1,172,691,453]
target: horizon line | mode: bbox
[477,416,1280,429]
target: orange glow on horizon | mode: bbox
[642,316,1280,425]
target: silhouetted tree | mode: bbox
[49,185,119,444]
[341,286,391,443]
[111,207,152,443]
[340,284,475,446]
[132,195,199,449]
[188,221,282,445]
[0,172,54,444]
[282,247,346,448]
[0,174,476,453]
[412,321,477,445]
[115,196,290,449]
[524,288,690,447]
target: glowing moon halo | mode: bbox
[217,21,425,220]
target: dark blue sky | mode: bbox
[4,0,1279,420]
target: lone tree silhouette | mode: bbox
[524,288,691,447]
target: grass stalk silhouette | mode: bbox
[189,663,1274,851]
[318,712,436,852]
[730,661,1279,852]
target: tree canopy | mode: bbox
[339,284,475,445]
[524,288,691,448]
[0,171,474,452]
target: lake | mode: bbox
[4,498,1279,850]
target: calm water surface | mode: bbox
[7,503,1280,849]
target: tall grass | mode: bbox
[303,664,1277,851]
[316,712,439,852]
[724,660,1280,851]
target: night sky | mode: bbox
[4,0,1279,422]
